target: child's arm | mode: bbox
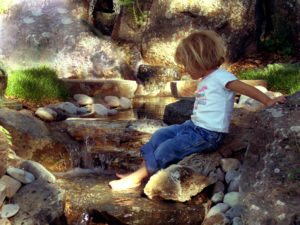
[226,80,286,106]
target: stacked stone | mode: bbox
[35,94,132,121]
[0,161,56,224]
[203,158,243,225]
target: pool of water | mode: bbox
[55,169,209,225]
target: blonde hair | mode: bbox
[175,30,226,73]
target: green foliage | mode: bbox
[120,0,147,26]
[260,13,295,58]
[5,66,69,102]
[237,63,300,95]
[0,125,12,146]
[0,0,13,14]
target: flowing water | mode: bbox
[49,96,210,225]
[55,171,208,225]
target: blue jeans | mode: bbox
[140,120,226,174]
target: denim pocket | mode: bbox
[194,127,225,149]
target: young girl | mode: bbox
[109,30,286,190]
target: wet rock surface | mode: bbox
[55,175,208,225]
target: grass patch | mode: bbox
[5,66,69,102]
[237,63,300,95]
[0,0,13,14]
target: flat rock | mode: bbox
[63,79,138,98]
[6,167,35,184]
[144,164,216,202]
[0,175,22,198]
[21,160,56,183]
[11,179,65,225]
[0,204,20,218]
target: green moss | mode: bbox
[5,66,69,102]
[237,63,300,95]
[0,0,13,14]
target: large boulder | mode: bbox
[0,108,52,159]
[0,128,22,177]
[0,108,78,172]
[11,179,65,225]
[240,92,300,225]
[113,0,257,68]
[144,151,221,202]
[137,64,180,95]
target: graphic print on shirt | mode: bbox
[194,86,207,109]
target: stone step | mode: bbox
[63,118,166,172]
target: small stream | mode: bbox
[55,171,208,225]
[49,96,210,225]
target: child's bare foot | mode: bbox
[116,173,131,179]
[109,177,141,190]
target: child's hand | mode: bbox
[266,96,286,107]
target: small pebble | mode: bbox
[1,204,20,218]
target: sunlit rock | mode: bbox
[104,96,120,108]
[144,164,216,202]
[6,167,35,184]
[0,218,10,225]
[74,94,94,106]
[0,183,6,206]
[35,107,57,121]
[0,127,22,177]
[202,213,227,225]
[0,175,22,198]
[178,151,222,176]
[221,158,240,172]
[170,80,198,98]
[0,204,20,218]
[21,160,56,183]
[113,0,257,67]
[64,79,138,99]
[238,86,283,108]
[119,97,131,109]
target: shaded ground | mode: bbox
[228,51,300,75]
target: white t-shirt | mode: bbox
[191,69,237,133]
